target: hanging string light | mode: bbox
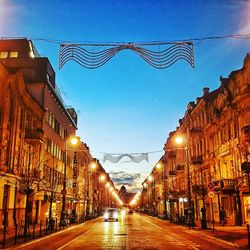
[59,41,194,69]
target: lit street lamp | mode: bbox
[61,135,80,227]
[147,175,155,215]
[175,135,194,227]
[156,162,167,219]
[99,174,106,215]
[106,182,111,207]
[86,161,98,219]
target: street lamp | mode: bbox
[156,162,167,219]
[147,175,155,215]
[175,135,193,227]
[86,160,99,218]
[61,135,80,227]
[99,174,106,215]
[105,182,111,207]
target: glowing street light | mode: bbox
[90,161,97,170]
[61,135,80,227]
[155,160,167,219]
[174,134,193,227]
[99,174,106,182]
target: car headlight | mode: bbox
[113,212,118,219]
[104,213,109,219]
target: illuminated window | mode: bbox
[0,52,8,58]
[9,51,18,58]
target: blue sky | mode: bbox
[1,0,250,192]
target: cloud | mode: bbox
[109,171,143,191]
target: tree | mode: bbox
[5,144,60,239]
[43,157,63,228]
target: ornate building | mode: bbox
[142,54,250,226]
[0,61,44,227]
[0,38,118,229]
[119,185,134,207]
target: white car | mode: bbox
[104,208,119,222]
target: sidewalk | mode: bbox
[0,221,73,249]
[193,220,249,249]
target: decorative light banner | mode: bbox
[59,41,194,69]
[103,153,149,163]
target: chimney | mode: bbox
[203,87,209,96]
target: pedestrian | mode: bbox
[201,207,206,218]
[219,207,226,226]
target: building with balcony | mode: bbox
[142,54,250,226]
[0,38,120,228]
[0,38,82,226]
[164,54,250,225]
[0,61,45,227]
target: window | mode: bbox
[9,51,18,58]
[0,52,8,58]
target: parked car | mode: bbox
[104,208,119,222]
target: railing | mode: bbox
[192,184,207,196]
[168,170,177,176]
[25,128,44,143]
[177,165,185,171]
[212,179,237,191]
[191,155,203,165]
[190,127,203,134]
[221,179,237,190]
[167,150,176,158]
[0,216,87,249]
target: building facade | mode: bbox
[0,61,45,227]
[0,38,120,229]
[142,54,250,226]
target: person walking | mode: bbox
[219,207,226,226]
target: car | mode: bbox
[128,209,134,214]
[104,208,119,222]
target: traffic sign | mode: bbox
[208,182,215,190]
[208,191,215,199]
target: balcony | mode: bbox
[168,170,177,176]
[192,184,207,196]
[190,127,203,136]
[241,125,250,145]
[212,179,237,192]
[25,128,44,143]
[177,165,185,172]
[167,150,176,158]
[191,155,203,165]
[221,179,237,191]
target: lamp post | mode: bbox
[60,136,79,227]
[142,183,148,213]
[106,182,111,207]
[86,161,97,218]
[156,162,167,219]
[175,135,193,227]
[147,175,155,215]
[99,174,106,215]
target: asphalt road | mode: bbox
[10,213,238,250]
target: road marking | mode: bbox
[11,218,100,250]
[11,224,83,250]
[140,216,200,250]
[141,217,162,229]
[56,225,97,250]
[192,230,238,247]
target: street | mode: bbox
[10,213,239,250]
